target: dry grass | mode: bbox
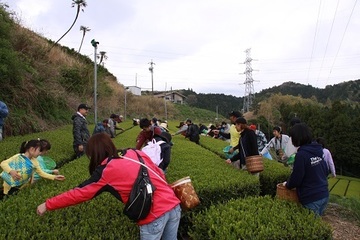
[322,203,360,240]
[4,19,180,135]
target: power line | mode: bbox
[307,0,322,84]
[326,0,359,85]
[316,0,340,87]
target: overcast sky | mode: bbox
[5,0,360,97]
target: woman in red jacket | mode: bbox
[37,133,181,240]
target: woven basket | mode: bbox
[276,183,299,203]
[245,155,264,173]
[171,176,200,210]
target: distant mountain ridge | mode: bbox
[256,80,360,103]
[175,80,360,116]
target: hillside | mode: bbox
[0,5,181,135]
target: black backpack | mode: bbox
[123,150,156,221]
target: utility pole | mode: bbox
[124,87,129,121]
[91,39,99,124]
[148,60,155,94]
[164,82,168,120]
[241,48,256,113]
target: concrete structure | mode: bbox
[154,91,186,104]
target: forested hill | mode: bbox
[176,80,360,115]
[256,80,360,103]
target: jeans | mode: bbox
[140,204,181,240]
[303,196,329,216]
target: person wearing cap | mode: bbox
[185,119,200,144]
[260,126,290,164]
[159,122,169,132]
[115,115,125,133]
[225,117,259,170]
[135,118,163,150]
[72,104,91,158]
[213,111,242,168]
[249,124,268,152]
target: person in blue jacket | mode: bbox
[283,123,329,216]
[0,100,9,141]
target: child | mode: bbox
[32,139,60,183]
[0,139,65,196]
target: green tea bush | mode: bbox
[0,156,139,239]
[259,159,291,196]
[199,135,229,158]
[331,179,349,196]
[0,125,74,163]
[347,181,360,198]
[0,123,335,239]
[189,195,332,240]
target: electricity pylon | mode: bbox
[241,48,257,113]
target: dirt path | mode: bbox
[322,203,360,240]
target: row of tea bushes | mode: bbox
[113,124,262,237]
[113,125,261,208]
[0,120,135,164]
[0,125,75,162]
[1,120,143,239]
[198,133,292,196]
[0,154,139,239]
[189,195,332,239]
[0,121,333,239]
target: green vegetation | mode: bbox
[189,196,332,240]
[172,104,226,124]
[1,123,358,239]
[329,195,360,223]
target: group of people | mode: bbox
[0,104,182,239]
[1,139,65,197]
[0,102,337,238]
[217,110,335,216]
[172,119,200,144]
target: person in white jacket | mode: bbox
[260,126,290,163]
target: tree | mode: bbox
[51,0,87,49]
[78,25,90,52]
[186,94,197,106]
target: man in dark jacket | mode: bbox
[72,104,91,158]
[185,119,200,144]
[226,117,259,169]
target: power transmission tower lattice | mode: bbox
[241,48,256,113]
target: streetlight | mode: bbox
[124,87,129,121]
[148,60,155,94]
[91,39,99,124]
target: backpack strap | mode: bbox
[121,150,167,185]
